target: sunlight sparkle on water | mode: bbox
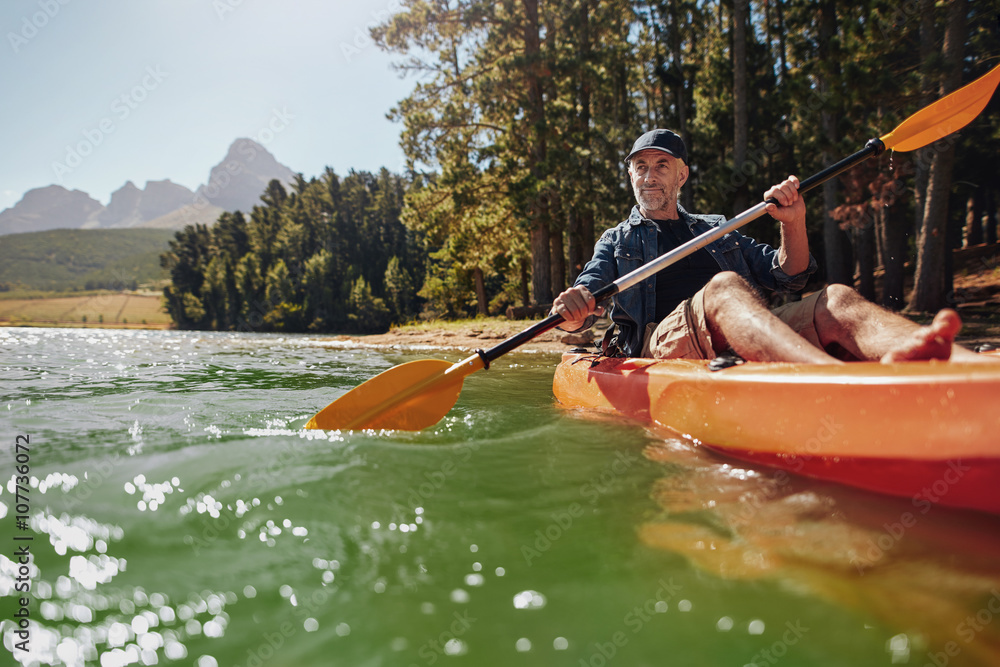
[0,466,238,666]
[512,590,547,610]
[443,638,467,656]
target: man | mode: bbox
[553,128,983,364]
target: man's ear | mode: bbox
[678,164,689,188]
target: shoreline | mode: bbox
[320,320,595,354]
[0,321,172,330]
[5,318,996,354]
[0,319,594,353]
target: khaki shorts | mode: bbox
[641,287,824,359]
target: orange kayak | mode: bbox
[553,353,1000,514]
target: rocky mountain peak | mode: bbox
[194,138,297,212]
[0,139,297,235]
[0,186,104,235]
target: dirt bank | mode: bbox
[323,319,600,354]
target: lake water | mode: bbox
[3,327,1000,667]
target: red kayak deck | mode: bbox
[553,353,1000,514]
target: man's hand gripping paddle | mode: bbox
[306,63,1000,431]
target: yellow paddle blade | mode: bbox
[881,63,1000,152]
[305,355,484,431]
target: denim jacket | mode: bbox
[569,204,818,357]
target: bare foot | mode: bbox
[881,309,962,363]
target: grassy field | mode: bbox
[0,228,174,291]
[0,292,172,328]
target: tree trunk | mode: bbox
[568,209,583,284]
[985,187,998,245]
[519,259,530,306]
[912,0,936,255]
[911,0,967,312]
[568,0,592,286]
[669,1,693,212]
[549,193,566,296]
[522,0,552,305]
[530,222,551,304]
[855,222,876,302]
[963,191,984,247]
[473,267,488,316]
[650,10,670,128]
[879,190,908,310]
[912,144,958,310]
[818,0,852,284]
[582,209,595,263]
[732,0,750,216]
[774,0,788,84]
[821,168,853,284]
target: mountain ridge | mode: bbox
[0,186,105,236]
[0,138,296,236]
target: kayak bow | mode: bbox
[553,353,1000,514]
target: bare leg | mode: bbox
[702,273,841,364]
[813,284,987,363]
[880,310,964,362]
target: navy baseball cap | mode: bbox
[625,129,688,165]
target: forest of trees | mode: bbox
[161,170,424,332]
[164,0,1000,333]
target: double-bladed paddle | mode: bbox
[306,63,1000,431]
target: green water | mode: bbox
[3,328,1000,667]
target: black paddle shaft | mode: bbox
[480,138,886,367]
[480,282,619,365]
[796,138,886,196]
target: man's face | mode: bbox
[628,149,689,217]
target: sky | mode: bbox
[0,0,418,211]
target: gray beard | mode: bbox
[636,189,672,213]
